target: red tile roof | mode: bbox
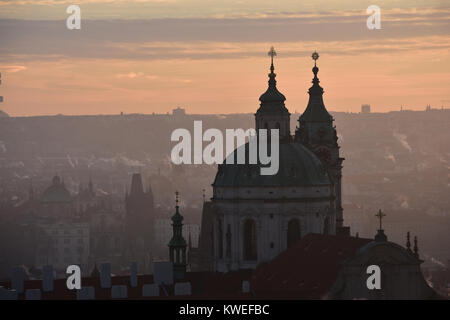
[250,233,372,299]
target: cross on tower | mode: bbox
[202,188,206,203]
[175,190,179,206]
[268,46,277,67]
[375,209,386,230]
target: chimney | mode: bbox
[130,262,138,287]
[11,266,24,294]
[0,287,18,300]
[76,286,95,300]
[142,284,159,297]
[42,265,54,292]
[174,282,191,296]
[25,289,41,300]
[153,261,173,285]
[242,280,250,293]
[100,263,111,289]
[111,285,128,299]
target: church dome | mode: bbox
[41,175,72,203]
[213,141,331,188]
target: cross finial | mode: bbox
[175,190,179,206]
[202,188,206,203]
[268,46,277,72]
[375,209,386,230]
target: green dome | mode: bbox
[213,142,331,187]
[41,176,72,203]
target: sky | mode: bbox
[0,0,449,116]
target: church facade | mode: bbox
[210,50,346,272]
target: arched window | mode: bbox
[217,219,223,259]
[243,219,257,260]
[287,219,301,248]
[323,217,330,235]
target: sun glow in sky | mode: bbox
[0,0,449,116]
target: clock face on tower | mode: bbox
[315,147,332,164]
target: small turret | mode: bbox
[168,191,187,280]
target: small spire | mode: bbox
[413,236,419,257]
[202,188,206,203]
[406,231,411,251]
[175,190,179,207]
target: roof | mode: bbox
[213,141,331,188]
[257,65,289,115]
[250,233,372,299]
[299,66,333,123]
[0,270,252,300]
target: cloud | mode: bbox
[0,8,449,62]
[115,71,145,78]
[0,65,27,73]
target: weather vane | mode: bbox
[312,51,319,66]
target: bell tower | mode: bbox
[295,52,346,233]
[168,191,187,280]
[255,47,291,140]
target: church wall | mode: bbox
[212,195,334,272]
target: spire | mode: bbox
[130,173,144,195]
[256,47,290,138]
[406,231,411,252]
[202,188,206,203]
[258,47,288,108]
[169,191,187,280]
[299,51,333,123]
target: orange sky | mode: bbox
[0,3,449,116]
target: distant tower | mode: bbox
[169,191,187,280]
[361,104,371,114]
[255,46,291,139]
[295,52,346,234]
[124,173,154,272]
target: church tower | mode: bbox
[168,191,187,280]
[295,52,345,233]
[255,47,291,140]
[124,173,154,272]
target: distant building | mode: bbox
[39,175,73,218]
[124,173,155,273]
[35,222,89,272]
[361,104,371,113]
[172,106,186,117]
